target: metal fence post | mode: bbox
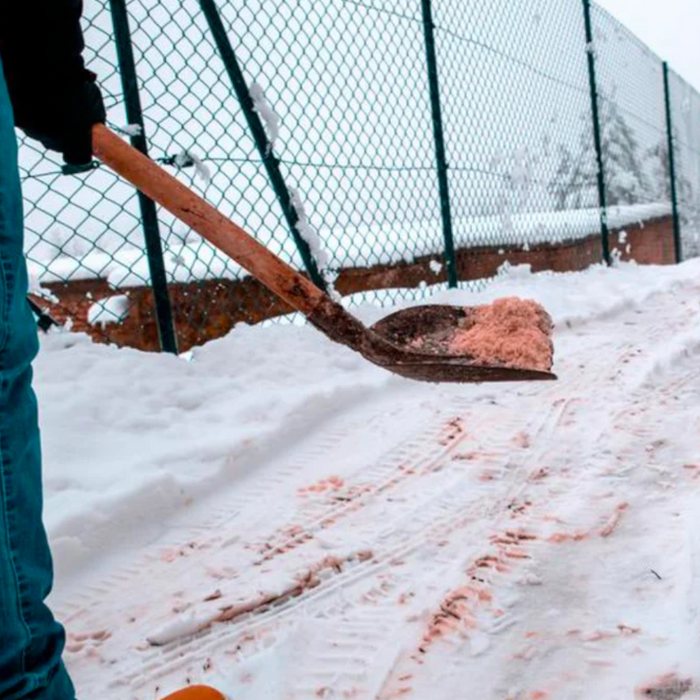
[198,0,326,290]
[582,0,611,266]
[662,62,683,263]
[109,0,178,353]
[420,0,458,288]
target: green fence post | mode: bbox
[662,62,683,263]
[109,0,178,353]
[582,0,611,266]
[198,0,326,290]
[420,0,458,288]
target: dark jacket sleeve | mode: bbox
[0,0,87,129]
[0,1,105,165]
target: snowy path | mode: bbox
[44,265,700,700]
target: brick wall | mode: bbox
[31,215,677,353]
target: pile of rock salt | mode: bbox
[448,297,553,371]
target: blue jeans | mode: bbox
[0,60,75,700]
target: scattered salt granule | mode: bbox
[448,298,553,371]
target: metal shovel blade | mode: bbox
[366,305,557,383]
[308,300,557,384]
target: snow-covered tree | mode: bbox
[602,99,651,204]
[549,141,596,211]
[646,141,671,200]
[646,139,693,206]
[646,139,700,257]
[549,98,651,210]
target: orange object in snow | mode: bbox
[161,686,225,700]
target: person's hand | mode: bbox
[18,69,106,168]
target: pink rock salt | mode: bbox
[448,297,553,371]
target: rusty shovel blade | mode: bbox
[308,299,557,384]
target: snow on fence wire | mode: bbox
[18,0,700,353]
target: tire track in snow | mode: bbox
[245,415,470,568]
[58,396,497,694]
[60,283,700,698]
[55,393,419,615]
[68,323,647,696]
[338,302,699,699]
[375,336,700,699]
[491,365,700,700]
[122,391,574,694]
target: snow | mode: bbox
[27,203,672,287]
[288,186,341,300]
[173,150,212,185]
[249,81,281,154]
[28,178,671,287]
[429,259,443,275]
[289,186,330,270]
[86,295,130,327]
[36,258,700,699]
[120,124,143,137]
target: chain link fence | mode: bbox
[589,4,678,265]
[667,68,700,259]
[19,0,700,353]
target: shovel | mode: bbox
[92,125,555,383]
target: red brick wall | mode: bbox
[31,215,677,353]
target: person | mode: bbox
[0,2,105,699]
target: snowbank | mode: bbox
[38,321,388,580]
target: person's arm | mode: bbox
[0,0,105,166]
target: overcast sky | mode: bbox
[596,0,700,90]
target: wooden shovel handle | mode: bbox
[91,124,325,316]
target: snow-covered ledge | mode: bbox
[29,204,676,352]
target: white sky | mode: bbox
[596,0,700,91]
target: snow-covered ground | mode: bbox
[39,260,700,700]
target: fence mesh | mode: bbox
[221,0,447,298]
[16,0,700,353]
[435,0,600,267]
[589,5,675,264]
[668,68,700,259]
